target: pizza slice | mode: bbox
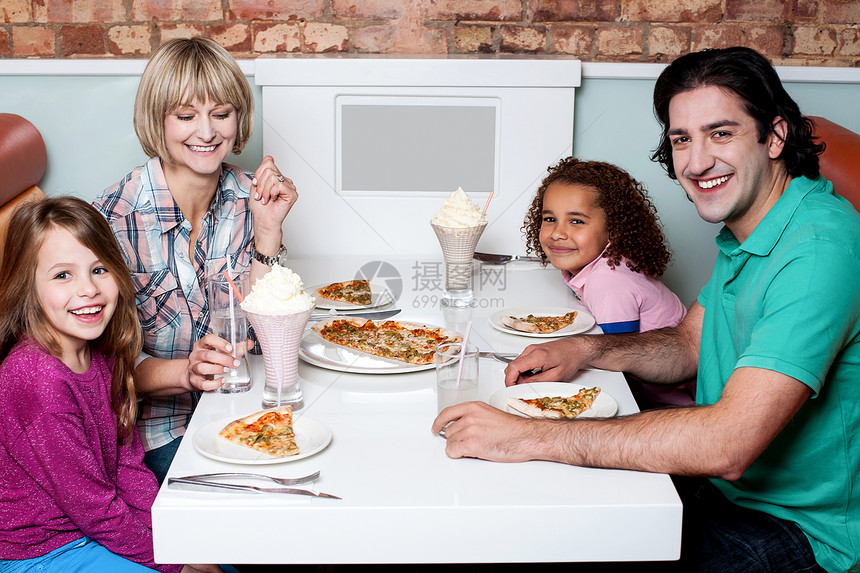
[317,279,372,306]
[506,386,601,419]
[218,406,299,457]
[501,311,577,334]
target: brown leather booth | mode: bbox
[0,113,48,256]
[810,116,860,211]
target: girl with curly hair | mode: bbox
[523,157,692,407]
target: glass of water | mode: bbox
[206,272,252,393]
[435,341,479,412]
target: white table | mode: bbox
[152,258,682,564]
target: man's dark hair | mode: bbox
[651,46,824,180]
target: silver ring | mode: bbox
[277,175,285,183]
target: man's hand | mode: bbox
[432,401,544,462]
[503,337,588,386]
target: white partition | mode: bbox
[255,55,581,258]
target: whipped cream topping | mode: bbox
[431,187,488,228]
[241,265,315,314]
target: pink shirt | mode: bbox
[562,251,686,333]
[562,250,693,408]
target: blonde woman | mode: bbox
[94,37,297,482]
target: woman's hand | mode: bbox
[249,155,297,252]
[185,334,243,392]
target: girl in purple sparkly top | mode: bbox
[0,198,219,573]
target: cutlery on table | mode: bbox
[168,477,341,499]
[310,309,401,322]
[478,351,541,377]
[177,470,320,486]
[478,351,518,363]
[473,252,541,264]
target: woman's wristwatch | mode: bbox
[251,241,288,266]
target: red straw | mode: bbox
[222,270,245,303]
[482,191,494,214]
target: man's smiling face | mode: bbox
[668,85,787,240]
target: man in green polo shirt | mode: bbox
[433,47,859,572]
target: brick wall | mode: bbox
[1,0,858,65]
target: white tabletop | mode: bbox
[152,258,682,564]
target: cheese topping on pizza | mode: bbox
[501,311,577,334]
[219,406,299,457]
[318,280,372,306]
[312,318,461,365]
[507,386,601,419]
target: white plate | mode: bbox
[309,282,395,310]
[489,306,596,338]
[489,382,618,418]
[192,414,332,465]
[299,326,453,374]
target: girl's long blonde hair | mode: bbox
[0,197,142,443]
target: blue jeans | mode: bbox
[0,537,154,572]
[673,476,826,573]
[143,436,183,485]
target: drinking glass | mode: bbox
[206,272,252,393]
[435,342,479,412]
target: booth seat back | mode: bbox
[0,113,47,258]
[810,116,860,212]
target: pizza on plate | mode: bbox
[311,317,461,365]
[501,311,577,334]
[317,279,372,306]
[218,406,299,457]
[506,386,601,419]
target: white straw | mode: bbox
[455,321,472,389]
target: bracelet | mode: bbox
[251,241,287,266]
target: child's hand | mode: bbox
[186,334,243,392]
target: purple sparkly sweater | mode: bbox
[0,339,181,573]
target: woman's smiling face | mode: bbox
[163,98,237,176]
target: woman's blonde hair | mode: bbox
[134,37,254,164]
[0,197,143,443]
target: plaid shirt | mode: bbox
[93,157,254,451]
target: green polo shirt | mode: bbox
[697,175,860,573]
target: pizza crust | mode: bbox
[506,398,563,418]
[500,315,539,333]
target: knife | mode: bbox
[168,477,341,499]
[473,252,541,264]
[310,309,401,321]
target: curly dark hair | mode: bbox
[651,47,824,179]
[522,157,672,277]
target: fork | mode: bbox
[478,351,518,363]
[177,470,320,486]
